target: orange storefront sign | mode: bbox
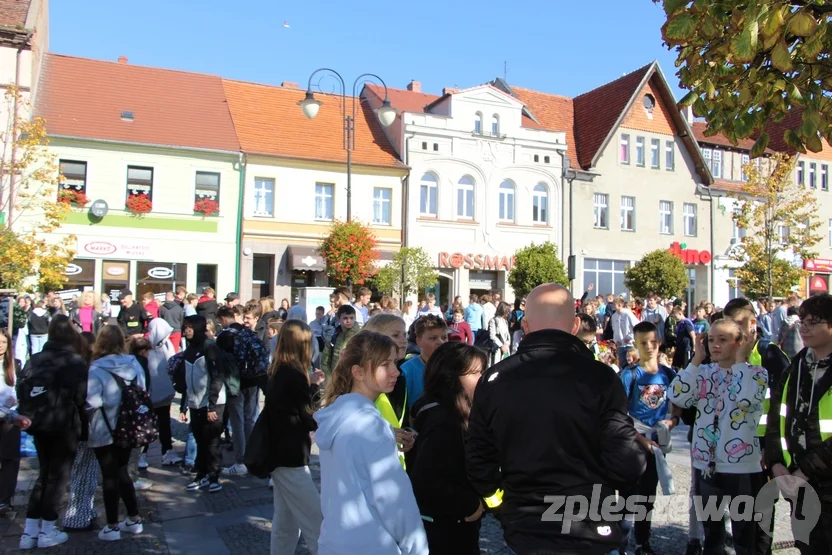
[438,252,516,271]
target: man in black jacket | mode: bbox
[466,283,646,555]
[116,289,145,339]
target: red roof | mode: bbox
[0,0,28,27]
[692,121,758,150]
[223,79,404,168]
[37,54,241,152]
[510,86,576,157]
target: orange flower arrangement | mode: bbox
[126,193,152,214]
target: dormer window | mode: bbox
[643,94,655,119]
[492,114,500,136]
[474,112,483,134]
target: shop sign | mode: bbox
[438,252,516,271]
[805,259,832,273]
[810,275,829,292]
[147,267,174,279]
[77,236,155,260]
[65,263,82,276]
[669,242,712,265]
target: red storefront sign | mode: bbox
[810,275,829,292]
[804,259,832,273]
[438,252,516,271]
[669,242,712,265]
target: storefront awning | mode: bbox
[288,246,326,271]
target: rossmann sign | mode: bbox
[669,242,712,265]
[438,252,516,271]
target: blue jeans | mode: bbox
[30,334,47,355]
[185,429,196,467]
[227,387,260,465]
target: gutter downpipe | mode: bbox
[235,152,246,293]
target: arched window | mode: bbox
[498,180,515,221]
[532,183,548,224]
[420,173,438,217]
[474,112,483,134]
[492,114,500,136]
[456,176,475,219]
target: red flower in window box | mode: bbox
[193,198,220,216]
[58,189,89,207]
[126,193,152,215]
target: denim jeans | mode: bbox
[185,428,196,467]
[227,387,260,465]
[30,334,47,355]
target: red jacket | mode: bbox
[448,320,474,345]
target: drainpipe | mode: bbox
[235,152,246,292]
[6,47,22,227]
[707,186,715,302]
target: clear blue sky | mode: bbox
[50,0,686,99]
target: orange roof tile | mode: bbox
[223,79,403,168]
[37,54,240,152]
[711,179,748,194]
[692,121,757,151]
[510,86,576,157]
[0,0,28,27]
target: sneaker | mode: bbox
[221,463,248,476]
[137,454,148,469]
[118,518,143,535]
[186,477,210,491]
[133,478,153,491]
[635,545,656,555]
[98,525,121,541]
[19,534,37,550]
[38,529,69,548]
[162,451,184,466]
[685,540,703,555]
[208,481,223,493]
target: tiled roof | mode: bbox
[692,121,758,151]
[710,179,748,194]
[510,86,576,156]
[0,0,28,27]
[223,79,404,168]
[571,63,653,169]
[37,54,240,152]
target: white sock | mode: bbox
[41,520,55,534]
[24,518,39,537]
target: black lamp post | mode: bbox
[560,153,597,293]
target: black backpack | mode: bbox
[101,373,158,449]
[17,364,68,434]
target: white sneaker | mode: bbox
[118,518,143,535]
[186,476,210,491]
[98,525,121,541]
[221,463,248,476]
[268,478,273,490]
[133,478,153,491]
[161,451,183,466]
[19,534,37,550]
[37,529,69,548]
[137,454,148,469]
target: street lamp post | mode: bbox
[560,153,597,294]
[298,68,397,222]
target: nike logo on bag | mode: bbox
[30,387,46,397]
[137,405,149,414]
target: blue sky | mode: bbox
[50,0,686,99]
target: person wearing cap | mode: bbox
[224,293,240,308]
[116,289,146,339]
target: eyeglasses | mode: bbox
[799,319,830,330]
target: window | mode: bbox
[314,183,333,220]
[498,181,514,222]
[779,225,790,244]
[620,196,635,231]
[823,165,829,191]
[583,258,630,298]
[683,203,697,237]
[593,193,609,229]
[650,138,660,169]
[433,143,439,152]
[741,154,750,181]
[659,200,673,234]
[728,269,742,301]
[372,187,391,225]
[665,141,675,171]
[194,171,220,210]
[810,163,817,189]
[456,176,475,219]
[419,173,438,216]
[732,207,747,241]
[636,137,645,167]
[532,184,548,224]
[534,154,539,162]
[620,134,630,164]
[797,161,805,185]
[703,148,712,172]
[253,177,274,217]
[474,112,482,134]
[544,156,550,164]
[492,114,499,136]
[59,160,87,196]
[712,150,722,178]
[126,166,153,200]
[421,142,427,150]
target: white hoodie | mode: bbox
[147,319,176,407]
[313,393,428,555]
[86,354,147,448]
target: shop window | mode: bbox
[197,264,217,293]
[583,258,629,298]
[137,262,188,299]
[103,261,131,315]
[194,171,220,214]
[126,166,153,201]
[59,259,96,298]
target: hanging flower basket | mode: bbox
[193,198,220,216]
[58,189,89,207]
[126,193,152,215]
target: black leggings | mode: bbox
[143,405,172,455]
[94,444,139,525]
[191,405,224,481]
[27,433,77,521]
[0,424,21,505]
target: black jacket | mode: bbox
[117,303,146,337]
[27,309,49,335]
[465,329,646,554]
[196,298,219,325]
[265,364,319,468]
[255,310,282,344]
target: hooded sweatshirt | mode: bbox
[147,319,176,407]
[27,307,49,335]
[196,296,218,324]
[159,300,184,332]
[86,354,147,448]
[314,393,428,555]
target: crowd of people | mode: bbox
[0,282,828,555]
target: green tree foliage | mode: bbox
[374,247,439,298]
[624,249,689,299]
[656,0,832,156]
[508,242,568,298]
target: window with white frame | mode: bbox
[798,161,805,185]
[822,164,829,191]
[779,225,790,244]
[420,173,438,216]
[474,112,482,134]
[59,160,87,196]
[636,137,645,166]
[620,196,635,231]
[456,176,475,219]
[650,138,660,169]
[532,183,548,224]
[372,187,391,225]
[194,171,220,210]
[315,183,334,220]
[593,193,609,229]
[712,150,722,178]
[683,203,697,236]
[703,148,712,172]
[728,269,742,300]
[665,141,675,170]
[741,154,750,181]
[620,134,630,164]
[810,163,817,189]
[126,166,153,201]
[732,207,747,241]
[659,200,673,234]
[498,180,514,221]
[252,177,274,217]
[492,114,500,136]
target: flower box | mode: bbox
[193,198,220,216]
[58,189,89,207]
[126,193,152,215]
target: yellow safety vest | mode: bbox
[375,392,408,468]
[484,488,504,509]
[779,368,832,468]
[749,344,767,437]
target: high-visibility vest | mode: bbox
[749,344,768,437]
[375,392,408,468]
[484,488,504,509]
[779,365,832,468]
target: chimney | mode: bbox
[281,81,299,89]
[406,80,421,93]
[443,87,459,96]
[117,56,128,64]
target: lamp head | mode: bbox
[376,98,397,127]
[299,91,322,119]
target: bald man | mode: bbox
[465,283,646,555]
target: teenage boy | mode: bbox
[766,293,832,554]
[577,313,599,359]
[354,287,371,323]
[641,293,668,344]
[692,306,710,335]
[464,294,484,335]
[401,314,448,411]
[322,305,360,376]
[418,293,443,317]
[332,286,364,327]
[619,322,681,555]
[612,297,639,364]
